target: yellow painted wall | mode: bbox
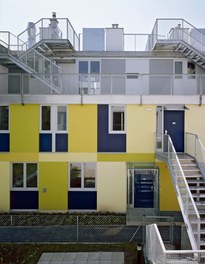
[127,105,156,153]
[10,104,39,152]
[39,153,97,162]
[39,162,68,211]
[97,162,126,212]
[0,162,10,211]
[185,105,205,145]
[69,105,97,152]
[98,153,155,162]
[158,161,180,211]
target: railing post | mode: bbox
[76,215,79,243]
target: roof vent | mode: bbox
[112,24,119,28]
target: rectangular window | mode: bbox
[57,106,67,131]
[69,163,96,190]
[79,61,88,74]
[41,106,51,130]
[12,163,38,190]
[0,106,9,131]
[175,61,182,79]
[90,61,100,74]
[109,105,126,133]
[188,61,196,79]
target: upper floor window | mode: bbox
[40,105,68,152]
[11,163,38,190]
[188,61,195,79]
[69,162,96,190]
[109,105,126,133]
[174,61,182,79]
[79,61,100,94]
[0,106,9,131]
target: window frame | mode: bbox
[174,60,183,79]
[109,105,126,134]
[69,162,96,191]
[11,162,38,191]
[0,105,9,132]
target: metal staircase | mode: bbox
[175,42,205,70]
[157,132,205,250]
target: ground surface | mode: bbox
[0,243,144,264]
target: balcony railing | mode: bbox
[1,73,205,95]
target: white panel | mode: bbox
[106,28,124,51]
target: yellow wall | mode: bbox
[127,105,156,153]
[39,162,68,211]
[158,161,180,211]
[98,153,155,162]
[0,162,10,211]
[97,162,126,212]
[69,105,97,152]
[10,104,39,152]
[185,105,205,145]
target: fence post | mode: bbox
[10,215,12,226]
[76,215,79,243]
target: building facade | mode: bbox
[0,15,205,223]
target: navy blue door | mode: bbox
[164,110,184,152]
[134,174,154,208]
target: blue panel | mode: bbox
[0,133,9,152]
[56,134,68,152]
[10,191,38,210]
[97,105,126,152]
[68,191,97,210]
[83,28,105,51]
[39,133,52,152]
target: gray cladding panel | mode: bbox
[149,59,173,74]
[101,59,125,74]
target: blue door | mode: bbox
[164,110,184,152]
[134,173,154,208]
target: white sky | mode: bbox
[1,0,205,35]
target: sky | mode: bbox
[1,0,205,36]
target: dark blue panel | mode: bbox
[39,133,52,152]
[68,191,97,210]
[0,133,9,152]
[164,110,184,152]
[10,191,38,210]
[97,105,126,152]
[56,133,68,152]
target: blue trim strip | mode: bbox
[68,191,97,210]
[10,191,38,210]
[39,133,52,152]
[0,133,9,152]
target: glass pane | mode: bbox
[113,112,124,131]
[79,61,88,74]
[84,163,95,188]
[57,106,67,131]
[42,106,50,130]
[0,106,9,130]
[13,163,23,188]
[26,163,37,188]
[175,61,182,74]
[90,61,100,74]
[70,163,81,188]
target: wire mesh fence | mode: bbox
[0,213,143,243]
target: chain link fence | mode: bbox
[0,213,143,243]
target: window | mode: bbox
[109,105,126,133]
[188,61,195,79]
[69,163,96,190]
[79,61,100,94]
[0,106,9,131]
[40,105,68,152]
[174,61,182,79]
[11,163,38,190]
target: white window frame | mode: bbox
[69,162,96,191]
[11,162,38,191]
[0,105,9,133]
[109,105,126,134]
[40,105,68,152]
[174,60,183,79]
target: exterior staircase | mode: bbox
[178,154,205,249]
[175,42,205,70]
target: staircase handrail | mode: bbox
[149,18,205,54]
[146,224,205,263]
[166,133,200,249]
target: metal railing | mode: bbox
[164,134,201,249]
[146,224,205,264]
[1,72,205,96]
[185,132,205,177]
[148,18,205,53]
